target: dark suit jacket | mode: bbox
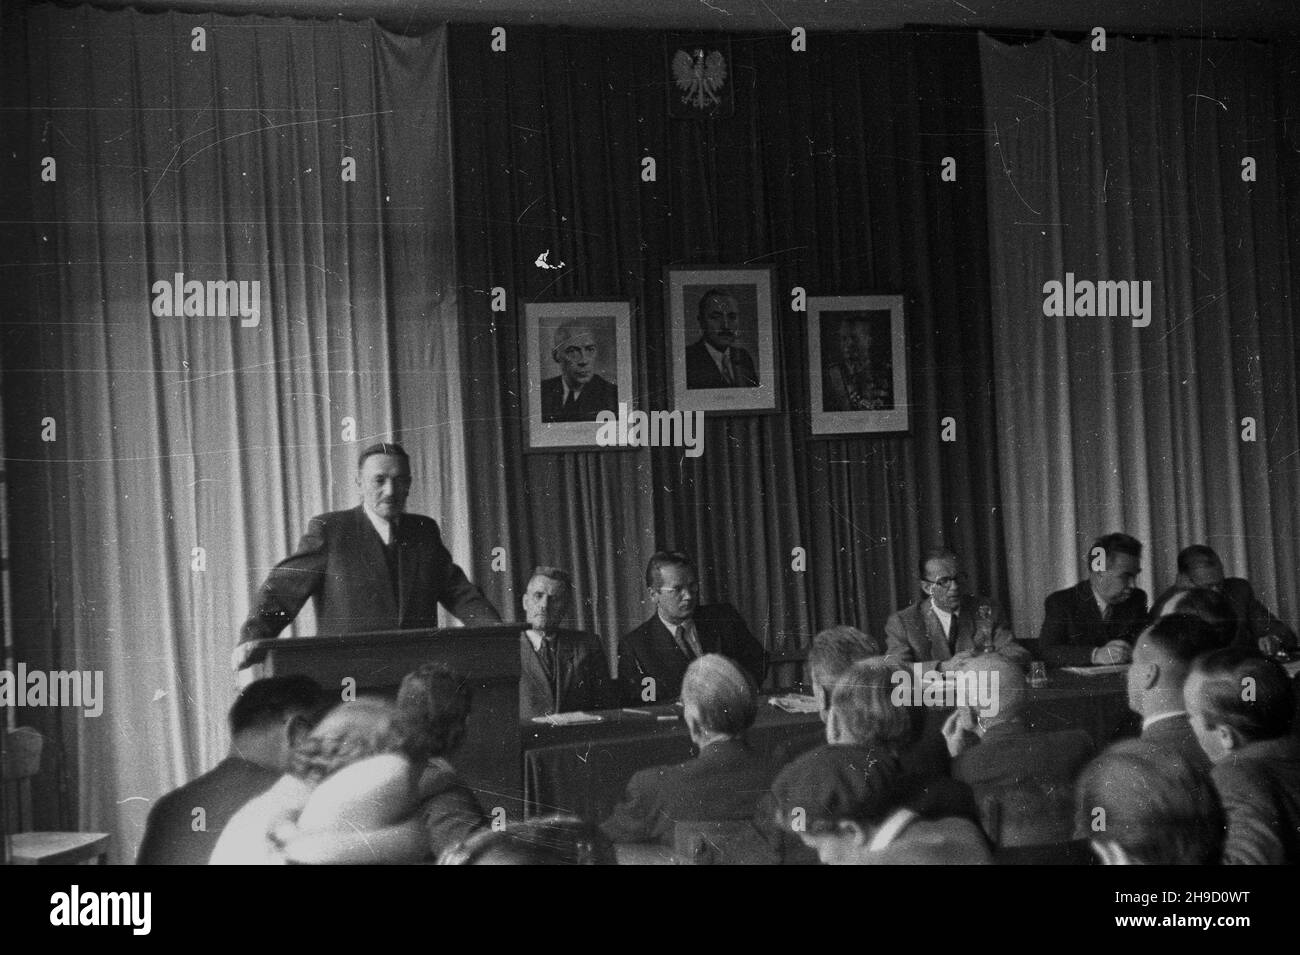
[540,374,619,423]
[1153,578,1297,650]
[600,738,775,845]
[519,629,613,720]
[416,757,487,862]
[617,604,766,705]
[240,505,500,644]
[885,595,1029,668]
[952,719,1094,846]
[684,339,758,389]
[136,756,280,865]
[1140,712,1212,775]
[1213,734,1300,865]
[1037,580,1149,667]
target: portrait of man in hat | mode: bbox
[540,320,620,423]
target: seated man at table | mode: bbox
[600,655,775,849]
[1039,532,1148,667]
[1153,545,1297,655]
[884,548,1029,671]
[1126,616,1217,773]
[617,551,766,704]
[1074,740,1223,865]
[518,566,612,720]
[137,676,324,865]
[941,654,1093,847]
[1184,647,1300,864]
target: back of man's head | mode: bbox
[397,663,473,758]
[681,654,758,738]
[1187,647,1293,744]
[228,675,324,737]
[1137,616,1216,689]
[828,660,919,753]
[770,743,906,835]
[960,653,1025,725]
[1176,544,1221,576]
[809,626,881,703]
[1075,740,1223,865]
[1166,587,1238,649]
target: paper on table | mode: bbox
[1059,664,1130,676]
[768,694,820,714]
[531,711,603,725]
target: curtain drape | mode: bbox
[1,3,461,860]
[980,34,1300,643]
[450,27,1009,672]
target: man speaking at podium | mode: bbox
[234,443,501,668]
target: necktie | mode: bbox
[721,350,735,385]
[679,622,703,659]
[542,636,558,680]
[562,389,579,412]
[1102,604,1113,622]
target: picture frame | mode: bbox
[666,266,778,414]
[522,300,635,451]
[807,295,909,435]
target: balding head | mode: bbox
[808,626,883,718]
[959,653,1026,725]
[681,654,758,745]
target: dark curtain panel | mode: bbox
[1,3,457,859]
[981,34,1300,638]
[450,27,1007,671]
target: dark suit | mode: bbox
[884,595,1029,668]
[1140,712,1211,775]
[684,339,758,389]
[136,756,280,865]
[600,738,775,845]
[540,374,619,423]
[240,505,500,644]
[951,719,1094,846]
[519,630,613,720]
[416,757,487,861]
[617,604,766,705]
[1038,580,1148,667]
[1213,734,1300,865]
[1152,578,1297,650]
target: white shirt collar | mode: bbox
[1142,709,1187,732]
[525,629,548,652]
[362,503,394,545]
[930,598,955,635]
[658,610,692,635]
[703,339,731,373]
[562,378,583,402]
[866,808,917,851]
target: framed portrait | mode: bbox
[522,300,634,451]
[807,295,909,435]
[666,266,777,414]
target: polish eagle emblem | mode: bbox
[672,47,727,110]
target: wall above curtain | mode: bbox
[449,26,1010,670]
[981,33,1300,641]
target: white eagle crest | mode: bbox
[672,47,727,110]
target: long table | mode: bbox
[521,669,1133,821]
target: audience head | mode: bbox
[919,548,965,614]
[355,442,411,520]
[958,652,1026,727]
[1075,740,1223,865]
[1159,586,1239,649]
[396,663,473,759]
[439,815,616,865]
[1088,533,1143,606]
[1183,647,1294,761]
[550,323,598,390]
[291,696,424,785]
[808,626,883,718]
[645,550,699,626]
[1127,615,1218,717]
[227,675,325,772]
[522,565,573,634]
[826,660,920,753]
[1177,544,1226,591]
[769,744,906,865]
[680,654,758,747]
[696,289,740,352]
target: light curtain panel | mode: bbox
[1,3,461,860]
[981,33,1300,647]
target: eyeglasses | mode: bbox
[656,582,699,597]
[923,574,967,589]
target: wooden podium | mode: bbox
[244,625,526,819]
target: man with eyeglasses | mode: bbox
[884,548,1029,671]
[616,551,766,704]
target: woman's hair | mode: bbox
[289,696,426,784]
[438,815,616,866]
